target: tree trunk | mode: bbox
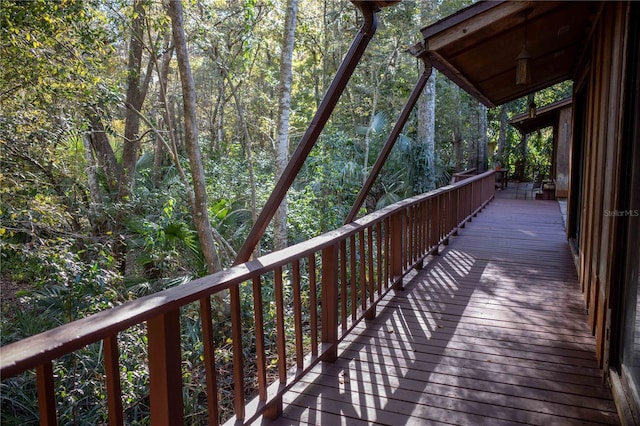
[363,87,379,184]
[82,132,104,233]
[453,128,464,171]
[477,102,488,172]
[497,104,508,166]
[167,0,221,274]
[516,93,535,180]
[451,85,464,171]
[153,34,174,187]
[466,103,478,171]
[273,0,299,251]
[118,0,146,201]
[221,71,259,257]
[87,111,120,194]
[417,69,436,192]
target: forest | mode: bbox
[0,0,571,423]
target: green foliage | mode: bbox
[0,0,578,423]
[0,0,111,102]
[487,81,572,181]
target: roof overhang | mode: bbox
[510,97,572,134]
[421,1,597,107]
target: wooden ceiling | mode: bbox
[421,1,597,107]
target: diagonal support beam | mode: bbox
[344,44,433,224]
[234,2,385,265]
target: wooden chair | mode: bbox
[527,174,544,199]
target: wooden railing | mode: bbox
[450,167,478,184]
[0,170,495,426]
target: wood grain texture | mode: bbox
[263,199,620,426]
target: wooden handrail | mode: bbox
[450,167,478,184]
[0,170,495,425]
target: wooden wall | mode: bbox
[570,2,631,368]
[555,106,572,198]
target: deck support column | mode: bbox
[147,310,184,426]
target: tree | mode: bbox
[414,2,438,193]
[496,104,508,166]
[118,0,150,201]
[167,0,221,273]
[273,0,299,251]
[451,84,465,170]
[416,69,437,192]
[476,102,488,171]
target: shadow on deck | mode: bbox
[265,199,620,425]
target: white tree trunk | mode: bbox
[417,69,437,192]
[451,84,464,171]
[477,102,488,171]
[274,0,299,251]
[497,104,508,166]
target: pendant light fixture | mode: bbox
[529,99,537,118]
[516,10,533,86]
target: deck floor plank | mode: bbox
[261,199,620,425]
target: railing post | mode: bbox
[321,244,339,362]
[200,296,220,426]
[36,362,57,426]
[443,191,452,243]
[104,335,124,426]
[432,196,440,254]
[390,212,404,290]
[230,284,247,420]
[147,310,184,426]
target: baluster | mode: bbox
[104,335,124,426]
[445,190,452,238]
[367,227,374,304]
[405,208,411,269]
[229,284,246,420]
[199,296,220,426]
[340,240,348,331]
[411,206,416,262]
[292,260,304,369]
[349,235,357,321]
[36,361,56,426]
[376,222,383,295]
[274,267,286,383]
[436,195,441,241]
[420,201,426,262]
[308,253,318,356]
[390,212,404,290]
[364,227,376,320]
[359,230,366,312]
[420,202,425,256]
[250,278,267,402]
[385,217,391,288]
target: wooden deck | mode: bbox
[264,198,620,425]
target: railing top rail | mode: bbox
[0,169,494,379]
[452,167,477,176]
